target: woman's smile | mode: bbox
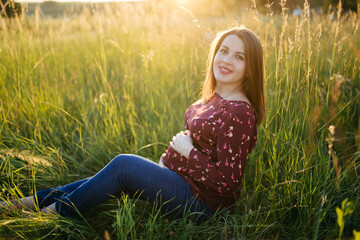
[219,66,233,74]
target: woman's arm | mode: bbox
[185,112,256,195]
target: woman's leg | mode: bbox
[50,154,213,220]
[0,179,89,210]
[36,178,89,209]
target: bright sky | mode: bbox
[16,0,145,2]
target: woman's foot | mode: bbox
[0,196,36,210]
[41,202,58,215]
[0,199,18,210]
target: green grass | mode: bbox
[0,1,359,239]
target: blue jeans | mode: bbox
[36,154,213,221]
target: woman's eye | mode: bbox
[235,55,244,60]
[220,49,227,54]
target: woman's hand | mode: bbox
[169,130,194,158]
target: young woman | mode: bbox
[1,26,265,221]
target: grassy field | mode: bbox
[0,1,359,239]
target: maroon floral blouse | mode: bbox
[162,93,257,211]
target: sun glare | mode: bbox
[176,0,188,5]
[16,0,145,2]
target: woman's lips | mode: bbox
[219,66,233,74]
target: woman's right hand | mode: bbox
[169,130,194,158]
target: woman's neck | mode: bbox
[215,84,248,102]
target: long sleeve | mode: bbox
[186,111,256,196]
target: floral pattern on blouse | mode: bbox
[162,93,257,211]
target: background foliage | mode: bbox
[161,0,359,15]
[1,0,21,17]
[0,0,359,239]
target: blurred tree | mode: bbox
[153,0,357,15]
[327,0,358,12]
[255,0,357,13]
[0,0,22,18]
[255,0,323,13]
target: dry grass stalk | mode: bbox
[0,148,52,167]
[330,75,346,103]
[326,125,341,188]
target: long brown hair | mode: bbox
[201,26,265,125]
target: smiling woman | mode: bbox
[202,27,265,125]
[1,26,264,224]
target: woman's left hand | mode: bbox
[170,130,194,158]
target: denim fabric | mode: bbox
[36,154,214,221]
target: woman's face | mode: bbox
[213,34,246,86]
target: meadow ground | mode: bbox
[0,1,359,239]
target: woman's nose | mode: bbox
[222,55,232,64]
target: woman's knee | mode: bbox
[110,154,139,172]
